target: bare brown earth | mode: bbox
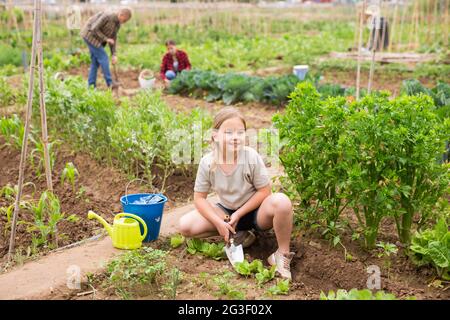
[0,141,194,263]
[52,229,449,300]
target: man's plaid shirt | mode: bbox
[80,12,120,55]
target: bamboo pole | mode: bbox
[7,0,21,42]
[356,0,367,100]
[388,1,398,52]
[433,0,439,42]
[353,4,360,50]
[8,0,39,262]
[368,2,381,95]
[425,0,432,44]
[444,0,449,48]
[380,2,387,52]
[415,0,420,49]
[397,1,407,51]
[27,9,33,29]
[37,0,53,194]
[408,0,418,50]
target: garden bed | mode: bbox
[49,224,448,300]
[0,141,194,265]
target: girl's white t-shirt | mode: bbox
[194,146,270,210]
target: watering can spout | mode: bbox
[88,210,113,237]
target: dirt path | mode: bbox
[0,236,119,299]
[0,195,219,300]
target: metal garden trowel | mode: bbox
[224,215,244,266]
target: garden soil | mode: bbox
[0,141,194,263]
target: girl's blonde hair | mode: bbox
[210,107,247,171]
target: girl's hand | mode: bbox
[216,220,235,243]
[228,213,241,230]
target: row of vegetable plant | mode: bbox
[41,76,212,190]
[169,69,450,107]
[274,83,449,255]
[168,69,366,106]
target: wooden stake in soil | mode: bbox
[388,1,399,52]
[8,0,39,262]
[379,1,387,52]
[368,2,382,94]
[7,0,22,43]
[408,0,418,49]
[397,1,408,51]
[36,0,53,194]
[356,0,367,100]
[444,0,449,48]
[8,0,55,259]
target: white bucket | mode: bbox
[54,72,66,81]
[138,70,155,89]
[293,65,309,80]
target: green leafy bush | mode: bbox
[401,79,450,108]
[274,82,450,249]
[0,44,22,67]
[273,83,351,231]
[410,218,450,280]
[43,51,90,71]
[44,76,117,160]
[106,247,168,297]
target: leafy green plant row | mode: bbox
[41,76,212,191]
[169,69,364,106]
[275,82,450,250]
[1,76,212,192]
[181,237,289,294]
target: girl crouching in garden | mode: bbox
[178,107,295,279]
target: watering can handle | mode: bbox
[124,178,160,205]
[115,213,148,241]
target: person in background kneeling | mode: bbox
[160,39,191,86]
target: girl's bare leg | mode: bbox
[178,205,225,238]
[255,192,293,254]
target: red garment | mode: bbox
[160,50,191,79]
